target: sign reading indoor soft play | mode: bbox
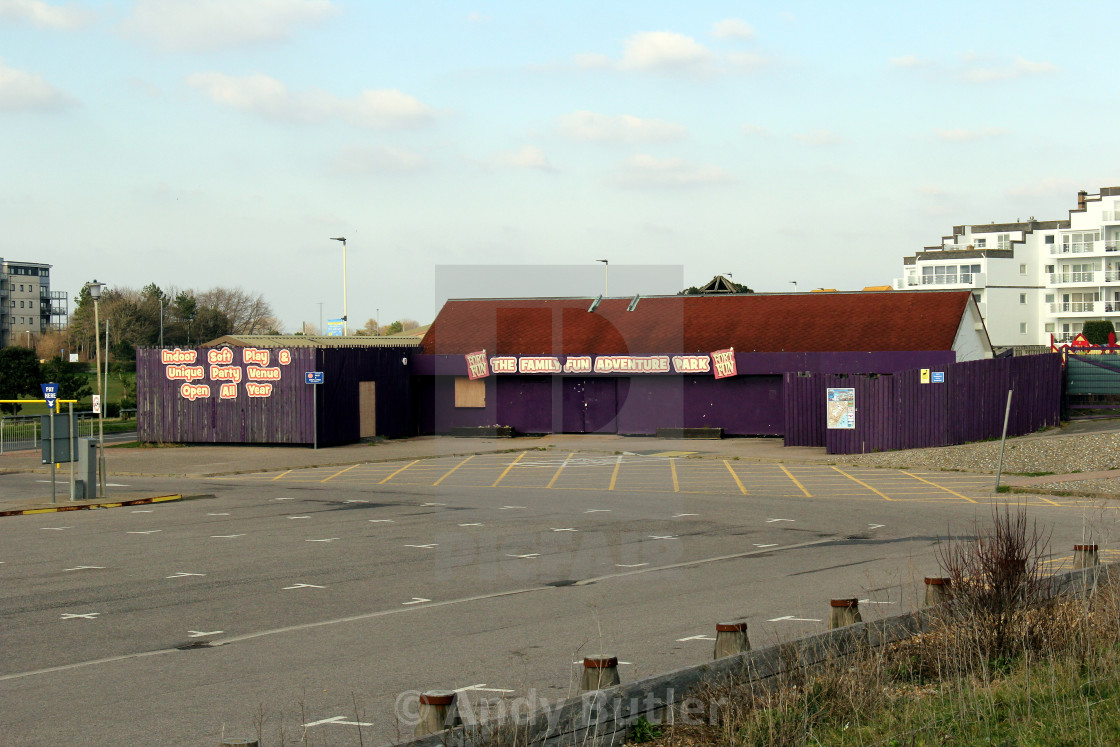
[162,347,293,401]
[462,352,739,377]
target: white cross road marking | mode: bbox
[455,684,516,693]
[306,538,340,543]
[288,516,310,519]
[60,612,100,620]
[402,597,430,605]
[753,543,778,548]
[500,505,525,510]
[766,518,795,523]
[677,634,717,642]
[41,527,72,531]
[210,534,245,539]
[672,513,698,518]
[63,566,104,572]
[551,528,577,532]
[422,502,446,507]
[768,615,822,623]
[343,499,368,503]
[506,553,540,559]
[868,523,885,529]
[459,523,484,527]
[166,572,206,579]
[616,563,648,568]
[405,544,438,549]
[302,716,373,728]
[648,535,677,540]
[283,583,325,590]
[131,510,153,513]
[584,509,610,513]
[127,530,162,534]
[274,497,295,501]
[207,512,230,516]
[187,630,223,637]
[368,519,394,523]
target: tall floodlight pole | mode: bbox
[597,259,609,297]
[790,281,798,292]
[331,237,348,335]
[86,280,106,498]
[317,302,324,335]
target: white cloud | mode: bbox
[934,127,1007,142]
[620,31,712,73]
[187,72,434,129]
[613,154,731,189]
[0,59,74,110]
[963,56,1057,83]
[0,0,91,28]
[574,52,611,69]
[792,129,844,146]
[1005,177,1083,198]
[559,110,687,144]
[711,18,754,40]
[332,145,427,175]
[741,123,769,137]
[889,55,926,68]
[494,145,556,172]
[466,11,487,23]
[123,0,335,51]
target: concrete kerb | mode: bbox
[398,562,1117,747]
[0,493,186,518]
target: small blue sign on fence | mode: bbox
[305,371,324,385]
[931,371,945,383]
[40,382,59,409]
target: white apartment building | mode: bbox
[0,259,67,349]
[896,186,1120,347]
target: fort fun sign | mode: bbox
[162,347,293,401]
[462,352,738,377]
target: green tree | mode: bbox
[0,346,41,414]
[39,356,93,403]
[1082,320,1116,345]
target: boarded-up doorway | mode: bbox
[359,381,376,438]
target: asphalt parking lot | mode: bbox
[2,447,1116,746]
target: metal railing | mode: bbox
[1106,270,1120,282]
[1049,271,1096,284]
[913,272,985,286]
[1051,243,1096,254]
[0,416,39,453]
[1050,301,1096,313]
[1102,211,1120,221]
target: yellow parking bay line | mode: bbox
[724,460,747,495]
[321,463,361,483]
[899,471,978,503]
[547,453,574,489]
[432,455,475,486]
[379,460,419,484]
[670,459,680,492]
[609,455,622,491]
[491,451,527,488]
[271,469,292,481]
[779,465,812,497]
[832,466,895,501]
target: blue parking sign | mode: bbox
[931,371,945,383]
[40,382,59,409]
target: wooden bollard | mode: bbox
[220,740,258,747]
[829,598,861,628]
[1074,544,1100,569]
[414,690,461,737]
[713,621,751,659]
[924,577,952,606]
[579,655,621,692]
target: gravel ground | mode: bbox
[834,427,1120,495]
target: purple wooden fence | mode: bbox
[784,354,1062,454]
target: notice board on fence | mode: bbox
[826,387,855,429]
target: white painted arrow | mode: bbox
[127,530,162,534]
[616,563,648,568]
[768,615,821,622]
[368,519,394,523]
[868,523,885,530]
[60,612,100,620]
[405,543,438,549]
[303,716,373,727]
[500,505,526,510]
[288,515,310,519]
[211,534,245,538]
[459,523,484,527]
[753,543,778,548]
[648,535,677,540]
[584,509,610,513]
[63,565,104,572]
[166,572,205,579]
[676,634,716,642]
[422,502,447,507]
[672,513,698,518]
[41,527,72,531]
[766,518,795,523]
[283,583,325,590]
[551,527,577,532]
[306,538,340,543]
[402,597,430,605]
[455,684,515,693]
[187,630,223,637]
[131,510,153,513]
[207,512,230,516]
[506,553,540,559]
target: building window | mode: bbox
[1045,323,1055,333]
[1045,294,1055,303]
[1019,294,1027,304]
[454,377,486,408]
[997,234,1010,250]
[1063,231,1099,253]
[1019,264,1028,274]
[975,238,987,248]
[1045,264,1054,273]
[1020,323,1027,334]
[972,292,982,305]
[1045,235,1055,244]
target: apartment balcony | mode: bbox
[1102,211,1120,222]
[1050,301,1097,314]
[894,272,987,289]
[1050,241,1120,256]
[1049,271,1096,285]
[1105,270,1120,283]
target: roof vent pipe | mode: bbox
[627,294,640,311]
[588,295,602,313]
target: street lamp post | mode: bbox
[330,237,348,335]
[790,281,798,292]
[597,259,609,297]
[86,280,106,498]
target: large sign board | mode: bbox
[826,387,856,430]
[163,347,293,401]
[467,352,737,376]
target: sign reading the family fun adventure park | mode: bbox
[163,347,293,401]
[471,352,738,376]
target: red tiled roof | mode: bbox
[420,291,974,355]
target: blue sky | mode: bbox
[2,1,1117,331]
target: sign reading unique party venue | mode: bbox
[164,347,293,400]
